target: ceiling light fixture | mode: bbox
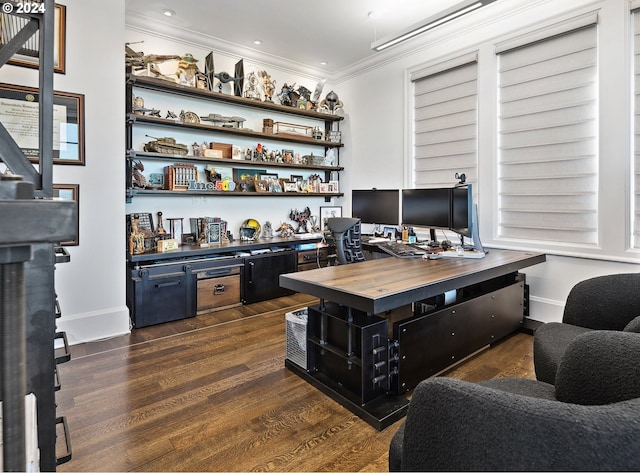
[320,61,328,66]
[253,40,262,45]
[371,0,497,52]
[162,9,175,17]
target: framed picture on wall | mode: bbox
[53,184,78,246]
[0,83,85,165]
[320,206,342,232]
[2,4,67,73]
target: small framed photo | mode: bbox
[290,174,303,182]
[319,183,330,193]
[320,206,342,232]
[259,172,279,181]
[207,222,222,244]
[328,181,339,193]
[283,181,298,192]
[53,184,79,246]
[254,179,268,193]
[383,226,396,239]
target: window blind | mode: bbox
[412,60,478,188]
[632,10,640,249]
[497,24,598,245]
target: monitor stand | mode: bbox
[428,228,440,247]
[471,204,484,253]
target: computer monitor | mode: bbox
[351,189,400,226]
[450,184,472,238]
[401,188,451,230]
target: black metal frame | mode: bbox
[0,1,71,470]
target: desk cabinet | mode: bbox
[243,250,297,304]
[128,261,196,327]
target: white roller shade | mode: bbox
[412,60,478,188]
[497,24,598,245]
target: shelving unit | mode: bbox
[125,74,345,203]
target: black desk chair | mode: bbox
[326,217,365,264]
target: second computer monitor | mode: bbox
[450,184,472,237]
[401,188,451,229]
[351,189,400,225]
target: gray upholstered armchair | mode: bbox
[534,272,640,384]
[389,330,640,471]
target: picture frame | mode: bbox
[254,179,268,193]
[328,180,340,193]
[290,174,303,182]
[233,168,266,192]
[2,4,67,74]
[320,206,342,232]
[207,222,222,244]
[53,184,78,246]
[383,226,396,239]
[319,183,330,193]
[259,172,279,181]
[0,83,85,164]
[283,180,298,192]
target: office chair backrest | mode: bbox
[326,217,365,264]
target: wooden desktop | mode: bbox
[280,248,546,429]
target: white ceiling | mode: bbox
[125,0,464,74]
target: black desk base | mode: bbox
[285,359,410,431]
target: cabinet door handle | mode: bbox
[248,261,255,284]
[214,284,225,295]
[155,280,181,288]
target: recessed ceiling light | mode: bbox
[320,61,328,66]
[253,40,262,45]
[162,9,175,17]
[368,10,378,19]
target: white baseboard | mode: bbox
[528,296,564,324]
[56,306,131,345]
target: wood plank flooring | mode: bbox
[56,293,535,472]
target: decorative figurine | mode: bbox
[132,160,148,188]
[263,221,274,239]
[243,71,262,100]
[319,90,344,114]
[277,83,299,106]
[176,53,200,87]
[143,135,188,155]
[156,211,166,235]
[129,214,146,255]
[200,113,246,128]
[276,222,295,239]
[259,70,276,102]
[289,207,312,233]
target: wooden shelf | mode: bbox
[127,150,344,172]
[126,188,343,198]
[127,74,344,123]
[128,114,343,148]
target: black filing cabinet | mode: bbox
[128,261,196,327]
[243,250,297,304]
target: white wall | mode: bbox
[337,0,640,322]
[0,0,129,344]
[4,0,638,345]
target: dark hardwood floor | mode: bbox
[56,293,535,472]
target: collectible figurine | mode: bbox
[319,90,344,114]
[259,70,276,102]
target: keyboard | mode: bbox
[378,241,426,258]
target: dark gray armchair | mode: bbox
[389,330,640,471]
[534,272,640,384]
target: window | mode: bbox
[496,18,598,246]
[632,5,640,249]
[410,53,478,188]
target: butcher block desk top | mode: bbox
[280,248,546,314]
